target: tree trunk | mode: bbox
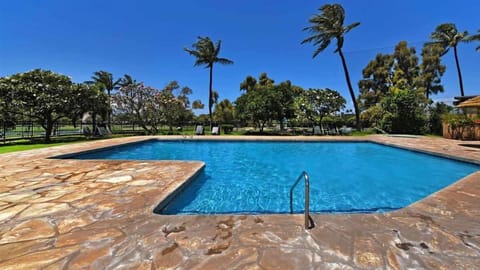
[453,46,465,96]
[44,117,53,143]
[107,89,112,129]
[208,65,213,130]
[338,47,361,129]
[92,112,97,135]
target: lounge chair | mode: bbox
[195,125,204,135]
[211,126,220,135]
[313,126,322,135]
[328,125,339,135]
[339,126,352,135]
[82,127,92,136]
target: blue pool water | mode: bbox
[72,140,479,214]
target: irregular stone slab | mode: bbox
[0,219,55,244]
[0,192,40,203]
[57,211,95,234]
[97,175,133,183]
[0,204,29,222]
[196,247,258,269]
[0,245,79,270]
[18,203,70,219]
[259,248,313,270]
[153,242,185,269]
[127,179,156,186]
[0,238,52,262]
[55,227,124,247]
[67,245,112,269]
[354,236,384,268]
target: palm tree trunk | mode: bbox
[453,46,465,96]
[208,64,213,129]
[338,48,361,129]
[107,89,111,129]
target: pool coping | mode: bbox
[0,135,479,269]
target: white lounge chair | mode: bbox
[195,125,204,135]
[211,126,220,135]
[339,126,352,135]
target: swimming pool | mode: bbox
[71,140,479,214]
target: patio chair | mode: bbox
[211,126,220,135]
[339,126,352,135]
[313,126,322,135]
[195,125,204,135]
[82,127,92,136]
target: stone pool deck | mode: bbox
[0,135,479,269]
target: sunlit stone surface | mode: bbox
[0,135,479,269]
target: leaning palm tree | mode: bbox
[117,74,138,88]
[184,37,233,127]
[91,71,120,128]
[301,4,361,128]
[426,23,469,96]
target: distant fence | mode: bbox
[0,121,148,143]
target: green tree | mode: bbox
[236,73,298,131]
[90,71,120,128]
[213,99,235,124]
[235,86,276,132]
[192,100,205,110]
[69,83,107,129]
[379,89,427,134]
[258,72,274,86]
[392,41,419,90]
[0,69,75,142]
[184,37,234,128]
[358,53,394,110]
[302,3,361,128]
[427,102,452,135]
[419,44,446,99]
[239,75,257,92]
[426,23,469,96]
[294,88,346,127]
[158,81,194,132]
[358,41,420,110]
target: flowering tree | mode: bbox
[0,69,76,142]
[294,88,346,126]
[114,81,194,134]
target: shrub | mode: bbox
[222,124,234,134]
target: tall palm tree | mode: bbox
[301,4,361,128]
[426,23,469,96]
[184,37,233,127]
[91,71,120,128]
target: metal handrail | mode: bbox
[289,171,310,229]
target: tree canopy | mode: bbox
[0,69,77,142]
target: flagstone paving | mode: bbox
[0,135,479,269]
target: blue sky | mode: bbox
[1,0,479,113]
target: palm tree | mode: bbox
[426,23,469,96]
[91,71,120,128]
[117,74,138,88]
[184,37,233,128]
[467,29,480,51]
[301,4,361,128]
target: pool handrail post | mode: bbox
[289,171,311,230]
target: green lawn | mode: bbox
[0,134,132,154]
